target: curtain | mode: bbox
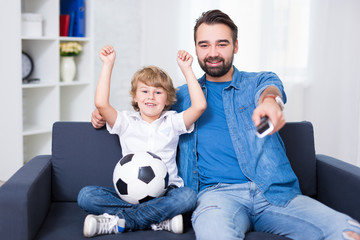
[304,0,360,166]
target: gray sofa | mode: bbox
[1,121,360,240]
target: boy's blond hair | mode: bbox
[130,66,177,111]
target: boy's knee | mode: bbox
[168,187,197,211]
[180,187,197,209]
[182,187,197,200]
[77,186,95,207]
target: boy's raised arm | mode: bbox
[95,45,118,128]
[177,50,207,129]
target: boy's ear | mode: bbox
[132,94,137,103]
[166,99,171,106]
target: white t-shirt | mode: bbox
[107,110,194,187]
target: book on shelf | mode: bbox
[59,14,70,36]
[60,0,85,37]
[68,12,75,37]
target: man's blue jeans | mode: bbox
[78,185,196,231]
[192,182,360,240]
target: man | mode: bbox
[92,9,360,240]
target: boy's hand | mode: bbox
[99,45,116,64]
[91,108,106,129]
[177,50,193,70]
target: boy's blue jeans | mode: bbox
[78,185,196,231]
[192,182,360,240]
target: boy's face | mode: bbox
[134,81,168,123]
[195,23,238,80]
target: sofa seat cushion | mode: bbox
[35,202,196,240]
[35,202,290,240]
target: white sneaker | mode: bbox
[83,213,125,237]
[151,214,183,234]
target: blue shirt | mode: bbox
[197,80,248,191]
[172,66,301,206]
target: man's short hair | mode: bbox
[194,9,238,46]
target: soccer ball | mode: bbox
[113,151,169,204]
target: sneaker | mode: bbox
[151,214,183,234]
[83,213,125,237]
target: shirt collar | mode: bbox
[128,110,174,122]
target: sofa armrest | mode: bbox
[316,154,360,221]
[0,155,52,240]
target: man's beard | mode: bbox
[198,55,234,78]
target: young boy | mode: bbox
[77,45,206,237]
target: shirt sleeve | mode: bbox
[106,110,128,136]
[254,72,287,106]
[170,111,194,135]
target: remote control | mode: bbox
[256,116,274,138]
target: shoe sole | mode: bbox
[171,214,183,234]
[83,214,96,237]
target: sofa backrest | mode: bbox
[51,122,122,202]
[51,121,317,202]
[279,121,316,197]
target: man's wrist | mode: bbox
[262,95,285,111]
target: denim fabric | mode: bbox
[172,67,301,206]
[191,182,360,240]
[77,186,196,231]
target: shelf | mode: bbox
[23,133,52,163]
[16,0,93,169]
[22,87,59,136]
[23,124,52,136]
[1,0,94,181]
[22,39,59,84]
[60,81,90,87]
[60,84,92,121]
[59,37,91,42]
[22,80,90,88]
[22,0,59,38]
[21,36,58,41]
[22,82,57,88]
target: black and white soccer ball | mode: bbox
[113,151,169,204]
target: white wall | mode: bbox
[94,0,360,166]
[0,1,23,180]
[93,0,143,111]
[304,0,360,165]
[141,0,184,87]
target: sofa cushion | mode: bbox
[51,121,317,201]
[35,202,196,240]
[279,121,317,197]
[51,122,122,202]
[34,202,290,240]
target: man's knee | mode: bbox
[192,205,247,240]
[343,231,360,240]
[343,219,360,240]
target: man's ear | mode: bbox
[234,40,239,54]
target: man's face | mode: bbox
[195,23,238,79]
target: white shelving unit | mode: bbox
[21,0,94,163]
